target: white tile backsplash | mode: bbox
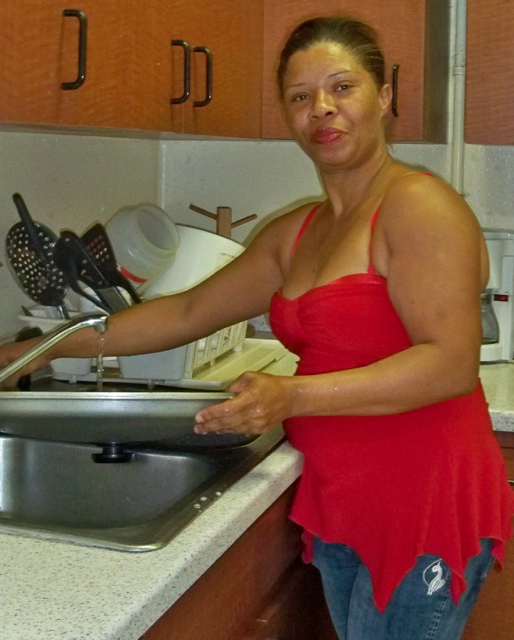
[462,145,514,229]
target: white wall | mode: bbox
[463,146,514,228]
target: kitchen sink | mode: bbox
[0,427,284,551]
[0,374,284,551]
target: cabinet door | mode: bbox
[465,0,514,144]
[262,0,428,141]
[0,1,172,131]
[167,0,264,138]
[461,432,514,640]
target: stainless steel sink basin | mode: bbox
[0,427,284,551]
[0,373,284,550]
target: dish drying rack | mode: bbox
[185,322,247,376]
[117,321,249,384]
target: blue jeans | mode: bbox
[312,537,494,640]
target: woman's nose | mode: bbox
[310,90,335,118]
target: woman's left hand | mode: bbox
[194,371,294,435]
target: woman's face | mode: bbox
[281,41,391,172]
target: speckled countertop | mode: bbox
[1,357,513,640]
[480,362,514,431]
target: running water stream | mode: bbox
[96,335,106,391]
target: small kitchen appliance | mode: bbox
[480,229,514,362]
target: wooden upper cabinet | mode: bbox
[262,0,449,142]
[0,0,263,137]
[168,0,264,138]
[465,0,514,144]
[0,1,447,140]
[0,1,172,131]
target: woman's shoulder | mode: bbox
[371,168,485,278]
[257,200,324,242]
[379,170,478,234]
[245,200,323,258]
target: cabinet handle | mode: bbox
[391,63,400,117]
[61,9,87,90]
[193,46,212,107]
[170,40,191,104]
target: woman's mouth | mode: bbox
[311,128,344,145]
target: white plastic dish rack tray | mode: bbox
[116,321,248,384]
[186,322,248,375]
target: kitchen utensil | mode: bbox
[5,217,70,319]
[53,237,111,313]
[12,193,47,262]
[55,231,128,313]
[80,223,141,304]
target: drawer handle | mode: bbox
[170,40,191,104]
[391,63,400,117]
[61,9,87,90]
[509,479,514,486]
[193,46,212,107]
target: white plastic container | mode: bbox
[106,203,180,288]
[142,224,244,297]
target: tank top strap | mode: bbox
[291,204,322,257]
[367,206,381,275]
[366,172,433,275]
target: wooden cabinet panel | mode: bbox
[240,560,338,640]
[0,1,172,131]
[171,0,264,138]
[0,1,263,137]
[461,431,514,640]
[261,0,445,142]
[465,0,514,144]
[0,1,442,139]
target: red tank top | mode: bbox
[269,204,514,612]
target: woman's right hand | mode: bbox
[0,337,46,390]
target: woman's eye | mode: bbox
[291,93,308,103]
[336,83,351,92]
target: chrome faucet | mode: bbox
[0,313,108,385]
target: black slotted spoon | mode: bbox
[81,223,142,304]
[5,194,70,318]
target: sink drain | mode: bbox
[92,443,134,463]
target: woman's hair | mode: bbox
[277,16,385,97]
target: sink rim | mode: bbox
[0,385,243,445]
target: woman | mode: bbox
[1,16,513,640]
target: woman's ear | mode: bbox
[379,83,393,115]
